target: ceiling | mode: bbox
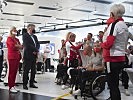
[0,0,133,33]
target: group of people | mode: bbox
[6,24,40,93]
[0,3,132,100]
[55,4,133,100]
[1,24,52,93]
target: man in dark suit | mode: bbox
[23,24,40,90]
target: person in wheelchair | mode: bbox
[68,41,104,95]
[36,52,44,73]
[55,57,68,85]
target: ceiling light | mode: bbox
[51,16,56,20]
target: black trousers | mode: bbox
[105,62,124,100]
[69,69,83,90]
[23,59,36,85]
[0,56,3,79]
[45,58,50,72]
[56,66,68,79]
[121,70,129,89]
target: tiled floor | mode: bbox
[0,72,133,100]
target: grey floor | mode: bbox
[0,72,133,100]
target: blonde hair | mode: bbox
[66,32,72,41]
[9,26,16,36]
[68,33,76,40]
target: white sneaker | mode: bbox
[61,85,68,90]
[9,87,18,93]
[73,89,81,95]
[54,78,58,83]
[13,86,20,92]
[125,89,130,96]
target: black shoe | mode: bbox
[33,80,37,83]
[0,79,3,82]
[23,85,28,90]
[29,84,38,88]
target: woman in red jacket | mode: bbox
[101,4,128,100]
[6,26,23,93]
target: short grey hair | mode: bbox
[27,24,35,29]
[110,4,125,17]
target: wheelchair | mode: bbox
[36,62,45,74]
[1,60,8,78]
[71,73,110,100]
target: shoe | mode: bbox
[9,87,18,93]
[125,89,130,96]
[29,84,38,88]
[13,86,20,92]
[33,80,37,83]
[0,79,3,82]
[61,85,68,90]
[23,85,28,90]
[54,78,58,83]
[73,89,81,95]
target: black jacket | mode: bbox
[0,42,3,61]
[23,33,40,60]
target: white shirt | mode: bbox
[30,35,36,47]
[66,41,71,58]
[37,52,44,62]
[44,46,51,58]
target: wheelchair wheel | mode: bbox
[90,74,110,100]
[1,61,8,78]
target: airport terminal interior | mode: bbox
[0,0,133,100]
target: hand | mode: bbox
[15,44,23,49]
[33,52,37,55]
[18,45,23,49]
[86,67,94,71]
[84,38,87,42]
[77,66,83,69]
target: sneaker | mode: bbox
[13,86,20,92]
[54,78,58,83]
[61,85,68,90]
[73,89,81,95]
[125,89,130,96]
[9,87,18,93]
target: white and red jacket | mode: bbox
[101,18,129,62]
[66,41,82,61]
